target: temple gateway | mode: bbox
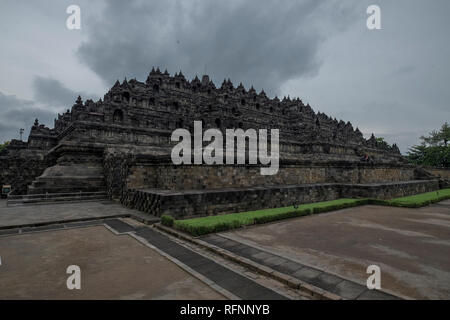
[0,68,445,217]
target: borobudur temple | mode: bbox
[0,68,444,217]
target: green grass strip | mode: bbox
[380,188,450,208]
[169,198,367,236]
[162,189,450,236]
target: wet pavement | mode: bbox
[221,201,450,299]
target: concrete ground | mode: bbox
[2,198,449,299]
[0,226,225,299]
[0,199,146,227]
[221,200,450,299]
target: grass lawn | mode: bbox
[165,198,367,236]
[383,188,450,208]
[161,189,450,236]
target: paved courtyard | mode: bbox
[220,201,450,299]
[0,199,151,228]
[0,225,225,299]
[1,199,449,299]
[0,214,288,300]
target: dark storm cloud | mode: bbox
[0,77,98,142]
[77,0,357,95]
[32,76,99,108]
[0,92,55,142]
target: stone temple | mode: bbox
[0,68,444,218]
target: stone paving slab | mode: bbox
[0,225,224,299]
[195,262,221,276]
[310,273,345,292]
[250,251,273,262]
[334,280,367,300]
[0,200,158,229]
[182,255,212,269]
[104,219,136,233]
[0,218,135,238]
[134,227,288,300]
[292,267,322,282]
[220,203,450,299]
[64,220,104,228]
[357,289,400,300]
[274,261,304,275]
[202,234,398,300]
[0,218,286,299]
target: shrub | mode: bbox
[161,215,174,227]
[166,192,450,236]
[253,208,311,224]
[172,199,368,236]
[173,219,244,236]
[384,189,450,208]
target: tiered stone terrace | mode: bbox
[0,68,444,217]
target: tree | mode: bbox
[407,122,450,167]
[407,144,427,165]
[420,122,450,147]
[0,141,10,152]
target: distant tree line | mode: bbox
[407,122,450,167]
[0,141,10,152]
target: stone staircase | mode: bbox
[415,166,450,189]
[27,143,106,195]
[28,164,105,194]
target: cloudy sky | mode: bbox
[0,0,449,153]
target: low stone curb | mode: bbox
[155,223,341,300]
[0,213,159,231]
[0,214,129,231]
[128,232,240,300]
[129,213,160,225]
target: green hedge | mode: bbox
[174,219,244,237]
[161,215,174,227]
[164,190,450,236]
[373,189,450,208]
[172,199,363,236]
[253,208,311,224]
[173,209,313,237]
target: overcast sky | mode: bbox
[0,0,449,153]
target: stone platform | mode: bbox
[121,179,439,218]
[215,201,450,299]
[0,200,159,229]
[27,144,106,194]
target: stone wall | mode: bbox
[103,146,171,200]
[340,180,439,199]
[104,151,133,200]
[122,184,341,218]
[424,167,450,180]
[107,150,436,219]
[123,162,416,191]
[100,146,441,219]
[102,149,428,218]
[121,180,439,218]
[0,146,49,195]
[60,122,171,147]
